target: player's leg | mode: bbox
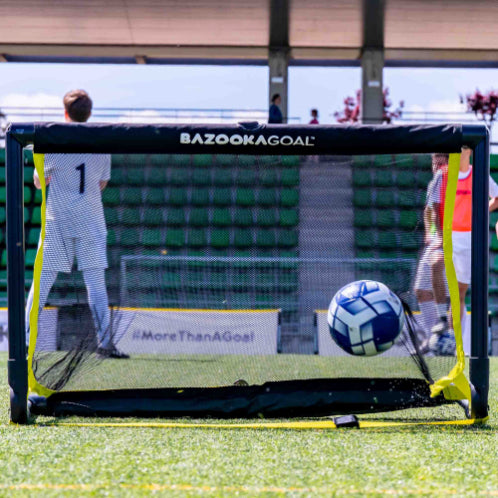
[429,248,449,334]
[413,246,438,341]
[25,267,58,345]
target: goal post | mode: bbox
[6,122,490,423]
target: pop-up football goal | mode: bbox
[6,122,490,424]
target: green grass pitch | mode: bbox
[1,353,498,497]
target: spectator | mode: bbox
[268,93,283,124]
[309,109,319,124]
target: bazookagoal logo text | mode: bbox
[132,330,255,343]
[180,132,315,147]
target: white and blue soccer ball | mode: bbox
[428,331,456,356]
[327,280,404,356]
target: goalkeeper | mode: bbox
[25,89,129,359]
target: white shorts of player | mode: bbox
[413,240,447,292]
[42,221,108,272]
[452,231,472,285]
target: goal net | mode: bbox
[6,123,490,423]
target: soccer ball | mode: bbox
[428,331,456,356]
[327,280,404,356]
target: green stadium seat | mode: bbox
[166,229,186,247]
[34,189,42,204]
[146,188,166,205]
[416,155,432,169]
[104,207,119,225]
[189,208,209,226]
[417,171,433,187]
[191,188,210,206]
[0,207,5,224]
[121,208,141,226]
[374,170,394,187]
[279,209,298,227]
[373,155,393,168]
[260,170,278,187]
[188,229,207,247]
[169,169,190,186]
[143,209,163,225]
[142,229,162,247]
[491,235,498,252]
[234,208,253,227]
[193,155,212,168]
[169,154,191,167]
[280,189,299,207]
[23,149,34,166]
[491,155,498,171]
[257,208,277,227]
[235,170,256,186]
[110,167,126,185]
[31,207,42,225]
[23,186,32,204]
[212,208,232,226]
[281,156,300,168]
[398,191,415,208]
[376,210,395,228]
[0,250,5,268]
[353,190,372,208]
[399,211,419,229]
[396,171,417,188]
[491,212,498,229]
[147,168,168,185]
[212,188,232,206]
[122,154,147,166]
[192,170,211,186]
[352,170,371,187]
[121,228,140,247]
[213,169,232,186]
[0,167,4,184]
[25,249,37,268]
[257,189,277,206]
[231,292,253,309]
[256,229,276,248]
[161,271,181,289]
[378,232,397,249]
[127,169,147,185]
[102,187,120,206]
[0,187,5,203]
[280,169,299,187]
[215,155,236,167]
[236,189,256,207]
[107,230,117,246]
[355,231,375,249]
[375,191,395,208]
[353,210,373,228]
[166,208,186,226]
[277,230,298,248]
[168,188,187,206]
[352,156,371,168]
[23,167,34,183]
[400,234,419,250]
[234,229,253,248]
[125,188,142,205]
[492,255,498,272]
[211,229,230,248]
[239,156,256,168]
[394,155,416,169]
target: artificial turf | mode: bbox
[1,353,498,497]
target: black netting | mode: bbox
[26,151,467,418]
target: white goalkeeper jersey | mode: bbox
[44,153,111,238]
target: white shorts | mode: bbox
[414,241,445,292]
[452,232,471,285]
[42,221,108,273]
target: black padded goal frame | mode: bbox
[6,122,490,423]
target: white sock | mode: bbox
[436,303,447,320]
[461,308,470,356]
[418,301,438,339]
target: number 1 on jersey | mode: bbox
[76,163,85,193]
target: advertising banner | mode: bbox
[115,308,280,355]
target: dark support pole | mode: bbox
[269,0,289,122]
[6,129,28,423]
[361,0,385,124]
[469,130,489,419]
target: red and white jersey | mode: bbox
[44,153,111,238]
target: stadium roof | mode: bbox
[1,0,497,67]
